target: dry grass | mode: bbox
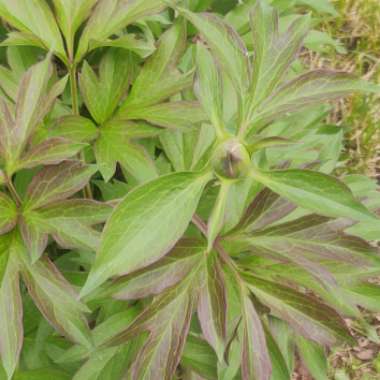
[306,0,380,179]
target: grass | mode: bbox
[312,0,380,180]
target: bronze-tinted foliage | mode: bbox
[0,1,379,380]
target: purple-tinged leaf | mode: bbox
[81,171,211,297]
[244,274,352,345]
[246,2,310,113]
[0,170,5,186]
[12,56,64,158]
[0,234,23,380]
[105,238,204,300]
[235,188,296,233]
[19,255,92,348]
[129,294,193,380]
[37,199,113,226]
[0,99,15,163]
[19,216,48,263]
[25,161,97,210]
[17,138,87,170]
[241,296,272,380]
[0,192,17,235]
[198,253,228,361]
[104,267,203,380]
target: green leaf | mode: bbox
[24,161,97,210]
[48,116,99,143]
[79,49,135,124]
[247,71,380,132]
[195,42,224,138]
[75,0,168,62]
[13,367,71,380]
[19,255,91,347]
[59,307,141,364]
[245,274,351,345]
[0,192,17,235]
[81,171,212,297]
[51,0,98,58]
[179,8,249,95]
[296,0,338,16]
[95,121,158,183]
[0,233,23,380]
[241,296,272,380]
[17,138,86,170]
[198,253,227,361]
[119,20,192,110]
[181,335,218,380]
[295,335,328,380]
[250,168,376,221]
[121,101,207,129]
[90,33,156,59]
[0,0,66,62]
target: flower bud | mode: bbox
[212,139,251,179]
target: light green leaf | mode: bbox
[121,101,207,129]
[51,0,98,58]
[207,181,231,251]
[179,7,250,95]
[0,192,17,235]
[119,20,191,110]
[95,121,158,183]
[75,0,168,62]
[81,171,212,297]
[0,0,66,62]
[195,43,225,138]
[48,116,99,143]
[89,33,155,58]
[296,0,338,16]
[247,71,380,133]
[79,49,134,124]
[295,336,328,380]
[251,168,377,221]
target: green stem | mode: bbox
[69,64,79,116]
[69,64,93,199]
